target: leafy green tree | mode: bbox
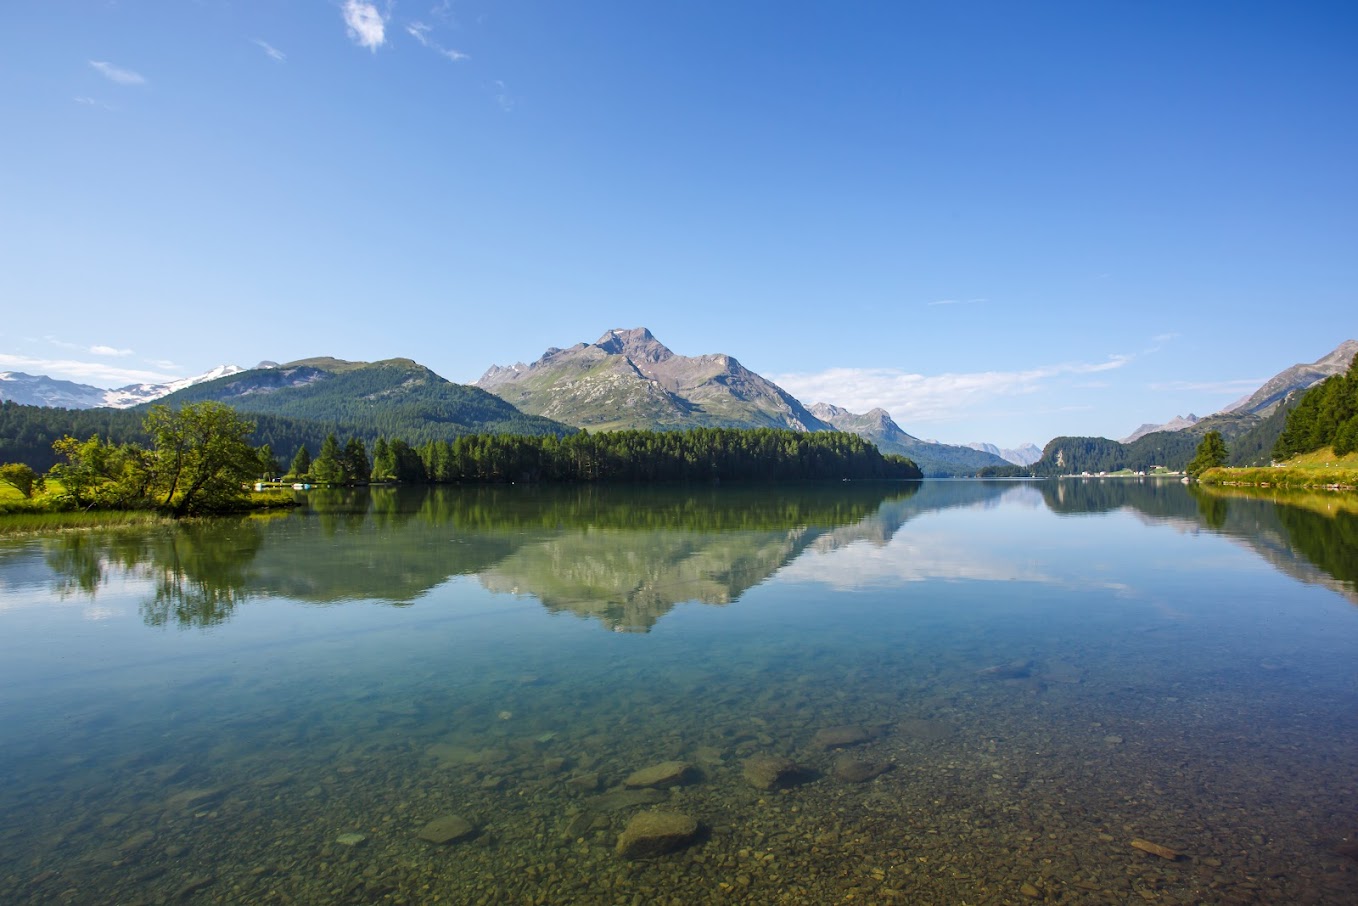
[49,435,114,507]
[289,444,312,479]
[143,402,260,515]
[1186,430,1229,479]
[0,462,44,498]
[311,433,345,484]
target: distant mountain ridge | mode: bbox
[1121,414,1200,445]
[1220,339,1358,417]
[964,441,1043,466]
[478,328,1009,476]
[477,328,830,433]
[1119,340,1358,443]
[808,403,1009,476]
[0,365,243,409]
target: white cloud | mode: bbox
[0,353,179,387]
[407,22,470,61]
[771,356,1132,426]
[343,1,387,50]
[90,345,133,357]
[252,38,286,62]
[89,60,146,85]
[493,79,514,111]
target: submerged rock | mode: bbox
[741,755,814,790]
[832,757,892,783]
[417,815,477,844]
[623,760,695,789]
[615,810,700,859]
[978,659,1034,679]
[811,725,873,750]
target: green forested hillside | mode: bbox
[1273,360,1358,458]
[1024,400,1301,476]
[159,358,571,441]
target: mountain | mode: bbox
[808,403,1009,477]
[477,328,831,433]
[0,365,243,409]
[964,441,1043,466]
[157,356,571,444]
[1119,340,1358,443]
[1120,414,1200,444]
[0,372,109,408]
[1220,339,1358,417]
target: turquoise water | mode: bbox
[1,481,1356,904]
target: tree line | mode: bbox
[285,427,923,484]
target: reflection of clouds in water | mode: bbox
[779,531,1060,589]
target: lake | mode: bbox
[1,480,1356,905]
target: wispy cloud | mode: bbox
[0,353,179,387]
[493,79,514,111]
[927,298,988,306]
[1149,378,1265,395]
[343,1,387,50]
[73,96,114,111]
[771,356,1132,427]
[252,38,286,62]
[90,345,133,358]
[407,22,469,61]
[89,60,146,85]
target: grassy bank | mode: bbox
[0,485,297,535]
[1199,448,1358,490]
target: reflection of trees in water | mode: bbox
[139,522,264,628]
[44,520,264,628]
[1046,479,1358,602]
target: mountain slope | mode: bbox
[1221,339,1358,417]
[0,365,243,409]
[1121,414,1200,444]
[809,403,1009,477]
[157,357,571,442]
[477,328,831,433]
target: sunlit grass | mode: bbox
[1201,448,1358,490]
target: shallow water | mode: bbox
[1,480,1356,905]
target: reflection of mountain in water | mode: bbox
[27,479,1358,629]
[477,482,1027,631]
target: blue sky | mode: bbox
[1,1,1354,448]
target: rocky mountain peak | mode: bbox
[594,328,674,365]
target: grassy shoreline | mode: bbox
[1198,448,1358,491]
[0,489,297,536]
